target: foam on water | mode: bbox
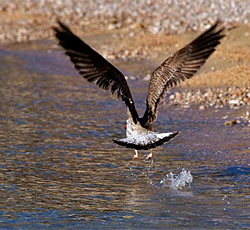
[160,168,193,190]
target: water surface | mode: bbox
[0,41,249,229]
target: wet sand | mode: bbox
[0,0,249,87]
[0,2,249,124]
[1,19,250,88]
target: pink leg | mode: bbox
[146,152,154,161]
[133,150,139,160]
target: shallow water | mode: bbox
[0,41,249,229]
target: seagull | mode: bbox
[53,20,224,160]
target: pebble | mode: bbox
[0,1,248,124]
[224,120,240,126]
[169,86,250,108]
[168,86,250,124]
[0,0,249,43]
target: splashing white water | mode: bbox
[160,168,193,190]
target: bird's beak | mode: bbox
[122,126,127,130]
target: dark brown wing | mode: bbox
[53,20,139,123]
[140,20,225,129]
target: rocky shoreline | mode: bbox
[168,86,250,109]
[167,87,250,124]
[0,0,249,43]
[0,0,249,124]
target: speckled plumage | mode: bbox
[114,118,179,150]
[54,20,224,159]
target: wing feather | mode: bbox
[53,20,139,123]
[140,20,225,129]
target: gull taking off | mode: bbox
[53,20,224,160]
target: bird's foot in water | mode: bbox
[133,150,139,160]
[146,152,154,161]
[133,155,140,160]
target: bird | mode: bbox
[53,20,224,160]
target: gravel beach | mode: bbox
[0,0,249,123]
[0,0,249,43]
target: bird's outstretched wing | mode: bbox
[53,20,139,123]
[140,21,225,129]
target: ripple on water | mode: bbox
[0,43,250,229]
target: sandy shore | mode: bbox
[0,0,249,43]
[0,0,249,123]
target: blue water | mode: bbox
[0,43,249,229]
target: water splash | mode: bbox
[160,168,193,190]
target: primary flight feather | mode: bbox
[54,20,224,160]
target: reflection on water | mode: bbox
[0,43,249,229]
